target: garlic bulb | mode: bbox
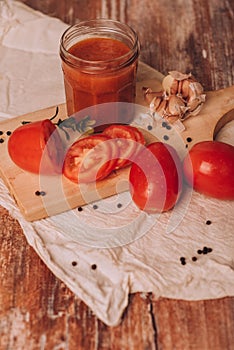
[143,71,206,121]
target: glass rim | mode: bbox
[59,18,140,69]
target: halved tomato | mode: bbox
[8,119,64,174]
[102,124,145,169]
[63,134,118,183]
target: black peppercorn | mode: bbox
[206,220,212,225]
[35,190,46,196]
[180,257,186,265]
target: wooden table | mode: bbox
[1,1,234,349]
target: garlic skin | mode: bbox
[144,70,206,122]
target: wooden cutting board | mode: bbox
[0,67,233,221]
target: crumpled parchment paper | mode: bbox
[0,0,234,326]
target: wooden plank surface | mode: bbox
[1,208,234,349]
[1,1,234,350]
[19,0,234,91]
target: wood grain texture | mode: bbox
[1,1,234,350]
[19,0,234,91]
[1,209,234,350]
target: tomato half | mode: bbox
[183,141,234,200]
[129,142,183,213]
[8,119,64,174]
[102,124,145,169]
[63,134,118,183]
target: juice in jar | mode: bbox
[60,19,140,126]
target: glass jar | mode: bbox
[60,19,140,126]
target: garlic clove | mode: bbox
[168,70,191,81]
[187,94,206,113]
[156,99,168,115]
[187,81,204,101]
[181,79,191,99]
[187,103,203,116]
[167,95,186,116]
[150,96,162,111]
[162,74,178,95]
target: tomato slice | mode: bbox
[8,119,64,174]
[124,125,146,145]
[102,124,145,169]
[63,134,118,183]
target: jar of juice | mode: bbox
[60,19,140,127]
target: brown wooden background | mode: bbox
[19,0,234,91]
[1,0,234,349]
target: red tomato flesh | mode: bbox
[8,119,64,174]
[102,124,145,169]
[63,134,118,183]
[129,142,183,213]
[183,141,234,200]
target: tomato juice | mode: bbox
[60,20,140,127]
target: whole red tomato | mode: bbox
[129,142,183,213]
[183,140,234,200]
[8,119,64,174]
